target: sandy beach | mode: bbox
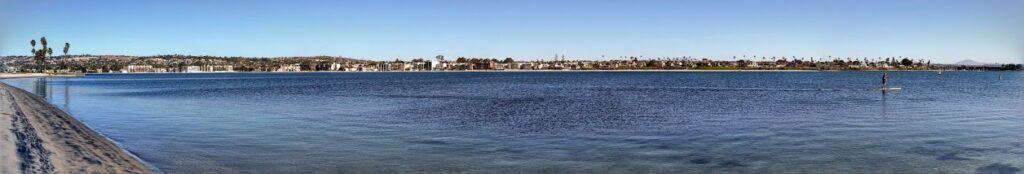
[0,83,152,174]
[0,73,84,79]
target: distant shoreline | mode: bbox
[2,69,1008,77]
[5,55,1020,74]
[79,69,996,75]
[0,73,83,79]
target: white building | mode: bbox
[186,65,234,73]
[276,64,302,72]
[122,65,165,73]
[330,63,344,71]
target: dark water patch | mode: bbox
[392,95,652,134]
[936,153,970,161]
[689,158,710,164]
[909,146,961,161]
[631,140,675,150]
[589,86,865,93]
[975,163,1019,174]
[909,142,999,160]
[657,154,688,161]
[651,144,673,150]
[410,139,449,146]
[494,147,526,154]
[110,84,349,98]
[962,146,1000,153]
[717,160,745,167]
[367,94,491,101]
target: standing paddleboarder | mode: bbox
[882,72,889,90]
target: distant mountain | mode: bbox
[954,59,990,66]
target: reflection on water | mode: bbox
[63,82,69,109]
[12,77,72,111]
[2,72,1023,173]
[33,78,47,99]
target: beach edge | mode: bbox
[0,82,154,174]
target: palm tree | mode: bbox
[63,43,70,55]
[28,37,51,72]
[58,43,70,71]
[40,37,48,71]
[46,47,53,71]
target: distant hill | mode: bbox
[954,59,990,66]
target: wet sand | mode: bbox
[0,83,152,174]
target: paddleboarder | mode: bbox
[882,72,889,89]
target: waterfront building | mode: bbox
[185,66,202,73]
[186,65,234,73]
[122,65,160,73]
[277,64,302,72]
[330,63,344,71]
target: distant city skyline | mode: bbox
[1,0,1021,63]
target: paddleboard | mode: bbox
[881,87,902,91]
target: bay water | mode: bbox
[3,72,1022,173]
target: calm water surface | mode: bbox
[3,72,1023,173]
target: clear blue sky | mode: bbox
[1,0,1021,63]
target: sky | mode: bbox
[1,0,1021,63]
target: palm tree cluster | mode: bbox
[28,37,70,73]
